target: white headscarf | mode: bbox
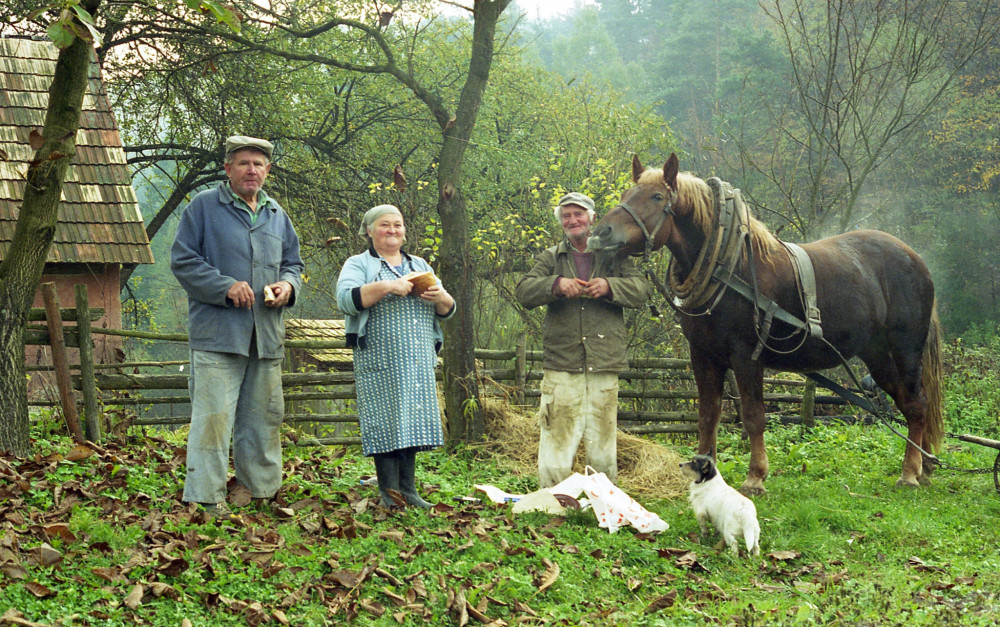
[358,204,404,236]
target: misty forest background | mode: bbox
[32,0,1000,369]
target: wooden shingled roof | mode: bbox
[284,319,353,370]
[0,38,153,266]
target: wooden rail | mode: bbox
[26,287,856,446]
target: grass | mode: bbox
[4,336,1000,626]
[2,417,999,626]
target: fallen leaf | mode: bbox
[123,583,144,609]
[1,608,50,627]
[29,543,62,567]
[768,550,800,561]
[230,484,252,507]
[359,598,385,617]
[644,590,677,613]
[907,556,947,573]
[674,552,710,573]
[150,582,179,599]
[24,581,56,598]
[91,566,127,583]
[243,551,275,567]
[536,559,560,593]
[1,562,29,580]
[156,556,189,577]
[448,587,468,627]
[43,524,77,543]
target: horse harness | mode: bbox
[613,193,674,260]
[632,176,824,360]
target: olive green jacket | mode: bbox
[515,240,650,373]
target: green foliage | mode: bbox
[942,337,1000,438]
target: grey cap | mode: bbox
[225,135,274,160]
[359,204,404,236]
[557,192,595,213]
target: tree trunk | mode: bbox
[0,5,99,455]
[439,0,511,443]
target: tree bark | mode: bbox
[0,2,100,455]
[439,0,511,443]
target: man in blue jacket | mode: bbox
[171,136,304,520]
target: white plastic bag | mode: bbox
[581,467,669,534]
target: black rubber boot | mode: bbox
[372,453,402,509]
[398,448,432,509]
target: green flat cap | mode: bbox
[225,135,274,159]
[557,192,595,212]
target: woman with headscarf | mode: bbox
[336,205,456,508]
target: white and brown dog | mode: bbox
[679,455,760,557]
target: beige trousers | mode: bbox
[537,369,619,488]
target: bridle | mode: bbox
[612,186,676,260]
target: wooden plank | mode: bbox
[28,307,104,321]
[76,284,100,441]
[41,282,85,443]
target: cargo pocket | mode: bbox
[537,377,556,429]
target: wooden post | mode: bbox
[75,284,100,441]
[799,377,816,432]
[514,332,526,405]
[40,282,85,443]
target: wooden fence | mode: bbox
[25,285,857,447]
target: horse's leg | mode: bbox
[864,349,928,488]
[730,357,768,495]
[690,351,726,461]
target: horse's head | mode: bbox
[588,153,680,257]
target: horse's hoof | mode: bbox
[894,477,920,489]
[917,474,933,487]
[739,483,767,496]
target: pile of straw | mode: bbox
[480,396,688,501]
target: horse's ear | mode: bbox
[663,153,679,190]
[631,154,644,183]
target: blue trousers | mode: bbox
[182,350,284,504]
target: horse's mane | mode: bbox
[637,168,782,264]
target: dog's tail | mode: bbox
[745,521,761,557]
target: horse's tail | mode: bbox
[922,301,944,453]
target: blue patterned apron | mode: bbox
[353,259,444,456]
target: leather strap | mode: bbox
[784,242,823,338]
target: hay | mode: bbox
[481,396,688,501]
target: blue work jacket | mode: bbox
[170,183,304,358]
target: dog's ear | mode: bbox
[695,455,716,482]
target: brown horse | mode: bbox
[588,154,943,494]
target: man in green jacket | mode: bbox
[515,192,650,487]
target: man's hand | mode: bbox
[227,281,254,309]
[264,281,294,307]
[554,277,585,299]
[580,277,610,299]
